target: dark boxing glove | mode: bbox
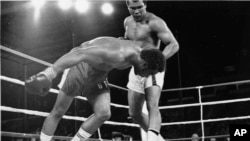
[25,67,57,96]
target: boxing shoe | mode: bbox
[25,72,52,96]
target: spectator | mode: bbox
[210,138,216,141]
[191,133,199,141]
[112,132,123,141]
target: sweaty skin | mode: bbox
[124,13,179,59]
[124,0,179,139]
[25,36,166,141]
[52,37,143,74]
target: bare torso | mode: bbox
[125,12,161,49]
[77,37,142,72]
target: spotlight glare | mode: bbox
[101,3,114,15]
[31,0,46,9]
[58,0,72,10]
[75,0,90,13]
[34,9,41,21]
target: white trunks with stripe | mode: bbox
[127,67,165,94]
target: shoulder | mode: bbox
[124,16,133,26]
[147,12,167,26]
[146,12,168,31]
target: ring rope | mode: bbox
[1,45,52,67]
[2,45,250,93]
[1,45,129,91]
[0,131,229,141]
[162,80,250,92]
[0,75,129,109]
[1,131,229,141]
[109,83,128,91]
[0,105,139,127]
[2,45,250,141]
[161,115,250,126]
[198,88,205,140]
[159,98,250,109]
[1,131,73,140]
[2,105,250,127]
[2,75,250,110]
[2,72,250,140]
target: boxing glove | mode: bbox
[25,73,51,96]
[25,67,57,96]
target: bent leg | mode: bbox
[81,91,111,133]
[145,86,162,140]
[41,90,74,140]
[145,86,162,131]
[128,88,165,141]
[71,90,111,141]
[128,89,148,131]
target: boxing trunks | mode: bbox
[58,62,109,96]
[127,67,165,94]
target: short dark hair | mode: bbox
[140,49,165,72]
[126,0,147,6]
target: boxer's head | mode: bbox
[126,0,147,22]
[134,48,165,77]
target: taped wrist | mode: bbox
[39,67,57,82]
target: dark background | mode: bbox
[1,0,250,140]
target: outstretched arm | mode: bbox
[53,47,89,74]
[52,45,106,77]
[25,45,106,96]
[151,18,179,60]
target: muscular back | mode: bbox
[124,12,161,49]
[67,37,141,72]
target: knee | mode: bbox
[147,102,159,112]
[129,110,142,122]
[95,109,111,121]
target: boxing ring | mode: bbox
[1,45,250,141]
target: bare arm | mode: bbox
[52,46,105,74]
[25,44,113,96]
[123,17,130,39]
[25,45,105,95]
[150,18,179,60]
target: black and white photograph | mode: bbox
[1,0,250,141]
